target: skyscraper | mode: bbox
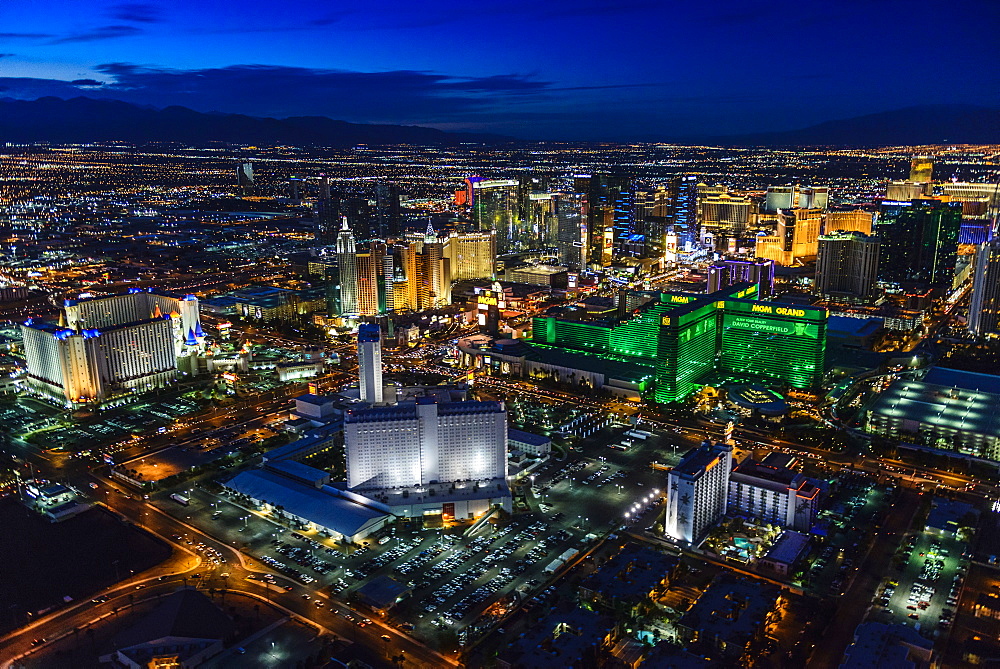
[443,231,496,281]
[471,179,521,254]
[764,185,829,213]
[968,238,1000,337]
[664,441,733,544]
[374,181,402,238]
[698,194,753,236]
[335,218,359,314]
[554,192,587,269]
[357,323,384,404]
[236,162,254,195]
[876,199,962,287]
[824,210,874,235]
[910,156,934,183]
[755,208,823,265]
[669,175,699,250]
[345,399,507,491]
[416,226,451,309]
[355,243,384,316]
[706,258,775,295]
[815,231,881,301]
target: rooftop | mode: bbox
[223,469,388,537]
[678,574,780,650]
[762,530,810,565]
[579,542,679,604]
[868,374,1000,438]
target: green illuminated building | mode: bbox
[530,284,826,403]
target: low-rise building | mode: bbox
[508,428,552,457]
[840,621,934,668]
[578,543,679,616]
[758,530,810,576]
[496,607,615,669]
[677,574,781,663]
[864,367,1000,461]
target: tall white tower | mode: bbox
[357,323,383,404]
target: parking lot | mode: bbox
[151,419,698,650]
[874,529,968,639]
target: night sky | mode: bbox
[1,0,997,140]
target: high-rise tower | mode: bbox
[815,231,881,301]
[969,238,1000,336]
[357,323,383,404]
[876,199,962,287]
[335,218,359,315]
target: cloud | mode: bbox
[0,63,556,124]
[110,3,163,23]
[0,32,52,39]
[49,25,143,44]
[0,54,14,59]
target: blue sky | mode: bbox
[0,0,997,139]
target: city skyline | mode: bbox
[0,0,998,139]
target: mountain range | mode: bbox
[0,97,506,147]
[0,97,997,147]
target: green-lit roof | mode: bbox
[524,343,654,384]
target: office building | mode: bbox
[555,192,587,269]
[374,181,402,238]
[443,231,496,281]
[668,175,699,249]
[910,156,933,183]
[727,454,819,532]
[22,290,201,406]
[764,185,829,213]
[664,441,732,544]
[345,398,507,491]
[236,162,254,194]
[470,179,521,254]
[815,231,881,301]
[358,323,383,404]
[335,218,359,314]
[969,238,1000,337]
[755,208,823,265]
[706,258,775,295]
[876,199,962,287]
[824,210,874,235]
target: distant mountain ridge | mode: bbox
[0,97,996,147]
[0,96,510,146]
[716,105,1000,146]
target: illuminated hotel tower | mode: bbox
[357,323,384,404]
[335,218,359,314]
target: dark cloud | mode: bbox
[0,64,554,124]
[110,3,163,23]
[0,54,14,58]
[49,25,143,44]
[0,32,52,39]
